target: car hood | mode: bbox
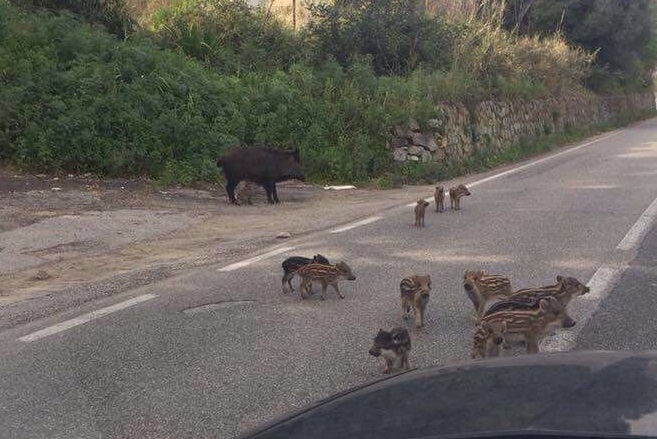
[239,351,657,439]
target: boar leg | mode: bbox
[226,179,238,204]
[299,278,309,299]
[272,184,280,203]
[413,304,422,328]
[401,297,410,322]
[263,182,275,204]
[476,298,487,320]
[485,340,501,358]
[383,358,393,374]
[402,353,410,370]
[526,337,539,354]
[282,273,291,293]
[331,282,344,299]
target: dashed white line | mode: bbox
[18,294,158,342]
[330,216,382,234]
[218,246,296,272]
[616,196,657,251]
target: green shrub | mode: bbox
[303,0,456,76]
[150,0,299,75]
[0,3,241,179]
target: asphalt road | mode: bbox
[3,119,657,439]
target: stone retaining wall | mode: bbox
[391,93,655,164]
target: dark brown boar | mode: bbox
[217,146,304,204]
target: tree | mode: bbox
[505,0,656,89]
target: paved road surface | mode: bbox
[3,120,657,439]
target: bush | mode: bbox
[9,0,135,37]
[0,3,241,179]
[150,0,299,75]
[302,0,456,75]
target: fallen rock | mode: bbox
[51,187,62,191]
[393,148,408,162]
[276,232,291,239]
[408,155,420,162]
[407,145,424,156]
[390,137,409,148]
[411,133,438,151]
[433,148,446,162]
[408,118,420,131]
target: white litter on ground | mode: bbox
[323,185,356,190]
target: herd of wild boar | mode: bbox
[218,146,591,375]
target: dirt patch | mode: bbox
[0,167,439,322]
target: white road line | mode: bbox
[616,196,657,251]
[467,130,624,189]
[18,294,158,343]
[541,196,657,351]
[540,265,626,353]
[583,265,627,301]
[330,216,382,234]
[218,246,296,272]
[407,129,626,209]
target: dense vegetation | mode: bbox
[1,0,655,184]
[501,0,657,92]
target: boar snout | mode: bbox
[493,335,504,345]
[562,316,576,328]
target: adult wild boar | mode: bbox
[217,146,304,204]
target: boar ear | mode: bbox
[556,275,564,283]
